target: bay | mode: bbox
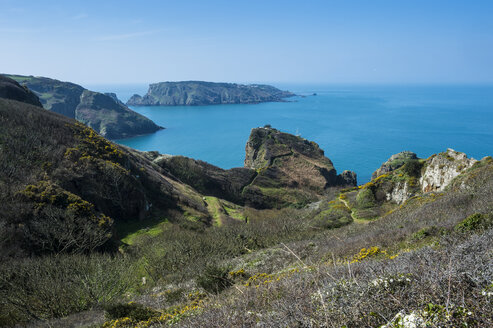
[88,83,493,183]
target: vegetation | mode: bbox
[1,97,492,327]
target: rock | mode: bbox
[5,74,162,139]
[420,149,477,192]
[0,75,42,107]
[338,170,357,186]
[126,81,295,106]
[372,151,418,180]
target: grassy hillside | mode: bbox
[0,98,209,258]
[0,99,491,327]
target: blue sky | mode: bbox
[1,0,492,84]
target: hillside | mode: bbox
[0,93,491,327]
[4,74,162,139]
[126,81,295,106]
[0,75,42,107]
[0,97,209,258]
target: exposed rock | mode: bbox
[372,151,418,180]
[0,75,42,107]
[126,81,295,106]
[420,148,477,192]
[5,74,162,139]
[385,181,412,205]
[338,170,358,186]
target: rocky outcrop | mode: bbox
[368,149,478,205]
[420,149,477,192]
[0,75,42,107]
[5,75,162,139]
[126,81,295,106]
[372,151,418,180]
[151,126,356,209]
[243,127,356,208]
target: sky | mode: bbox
[1,0,492,85]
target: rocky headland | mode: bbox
[3,74,163,139]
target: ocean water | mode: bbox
[88,84,493,183]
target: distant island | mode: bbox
[127,81,295,106]
[4,74,163,139]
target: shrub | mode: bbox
[356,188,376,209]
[401,159,424,177]
[455,213,493,233]
[104,302,159,321]
[197,264,233,294]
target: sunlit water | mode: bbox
[88,83,493,183]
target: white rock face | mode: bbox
[386,181,412,204]
[420,149,476,193]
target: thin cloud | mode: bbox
[96,30,159,41]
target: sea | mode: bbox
[86,83,493,183]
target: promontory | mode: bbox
[4,74,163,139]
[126,81,295,106]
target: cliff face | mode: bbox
[0,75,42,107]
[420,149,477,192]
[363,149,477,207]
[4,75,162,139]
[76,90,164,139]
[126,81,295,106]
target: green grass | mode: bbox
[7,75,33,82]
[117,217,170,245]
[204,196,225,226]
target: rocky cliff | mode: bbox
[420,149,477,192]
[4,74,162,139]
[127,81,295,106]
[360,148,477,208]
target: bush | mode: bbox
[104,302,159,321]
[455,213,493,233]
[356,188,376,209]
[401,159,424,177]
[197,264,233,294]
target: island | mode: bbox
[126,81,295,106]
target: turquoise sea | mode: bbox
[88,84,493,183]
